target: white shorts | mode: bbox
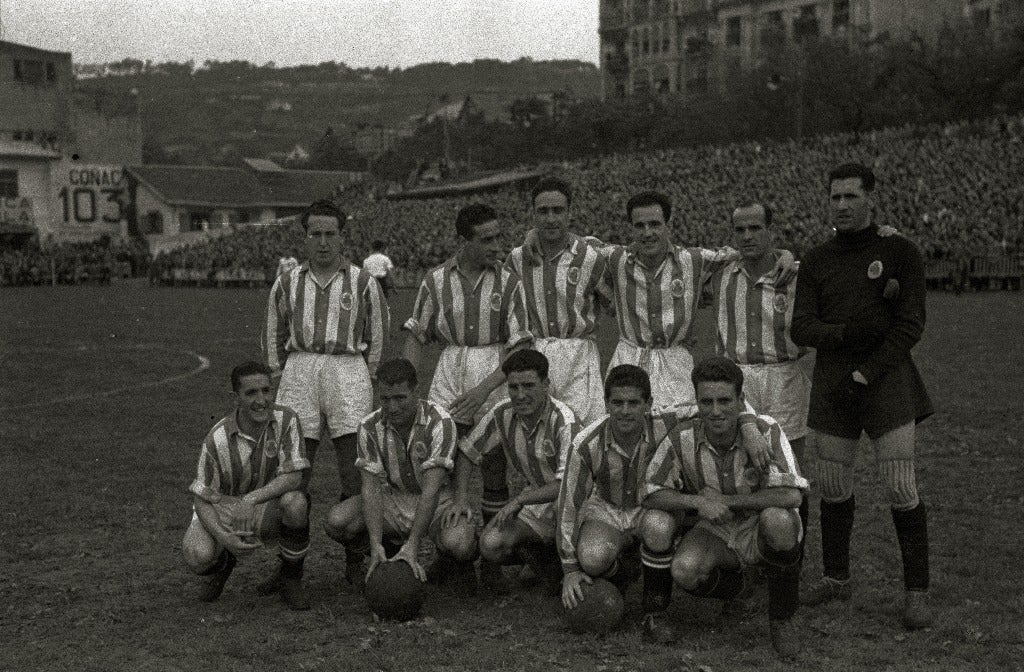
[277,352,372,439]
[535,337,604,426]
[695,511,803,568]
[190,500,279,544]
[381,488,459,540]
[579,497,645,541]
[517,502,556,541]
[739,360,810,440]
[609,340,695,413]
[429,344,508,425]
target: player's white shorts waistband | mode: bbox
[610,339,695,412]
[429,344,508,424]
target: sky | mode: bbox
[2,0,600,68]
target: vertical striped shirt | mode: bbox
[355,400,458,495]
[404,256,532,349]
[556,412,690,571]
[708,258,805,364]
[643,416,809,511]
[601,244,738,348]
[506,238,611,339]
[461,396,579,488]
[190,405,308,501]
[263,262,389,374]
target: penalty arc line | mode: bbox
[0,348,211,412]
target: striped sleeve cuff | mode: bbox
[277,457,311,475]
[421,455,455,472]
[355,457,386,477]
[189,481,221,503]
[765,469,810,491]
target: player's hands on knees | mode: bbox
[491,497,523,529]
[442,500,474,529]
[366,543,388,579]
[562,570,592,610]
[393,541,427,582]
[696,493,733,524]
[220,530,261,556]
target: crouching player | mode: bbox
[450,350,578,593]
[641,357,808,657]
[182,361,312,610]
[324,359,478,582]
[557,364,773,619]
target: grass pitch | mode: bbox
[1,283,1022,671]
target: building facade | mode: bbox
[600,0,994,99]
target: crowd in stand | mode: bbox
[0,237,150,287]
[4,114,1022,288]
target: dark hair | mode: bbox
[455,203,498,240]
[691,356,744,397]
[371,239,385,251]
[604,364,652,401]
[531,176,573,207]
[231,361,273,392]
[828,163,876,193]
[501,349,549,379]
[300,199,346,232]
[731,202,773,227]
[376,358,418,388]
[626,190,672,223]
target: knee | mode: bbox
[577,536,618,576]
[323,501,360,540]
[817,458,854,503]
[879,459,920,510]
[639,510,676,553]
[439,524,478,563]
[479,527,510,562]
[279,491,308,526]
[758,508,800,551]
[670,550,706,590]
[182,535,219,573]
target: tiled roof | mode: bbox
[126,165,362,207]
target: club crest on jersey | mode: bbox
[489,292,503,312]
[413,441,429,461]
[867,260,883,280]
[670,278,685,298]
[566,266,581,286]
[773,293,788,313]
[743,467,761,488]
[542,439,556,458]
[340,291,353,311]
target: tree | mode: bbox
[309,127,367,171]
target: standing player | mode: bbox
[363,239,396,299]
[527,191,795,412]
[450,350,578,592]
[182,361,312,610]
[506,177,609,425]
[402,203,533,585]
[323,359,477,581]
[557,365,769,620]
[642,357,807,657]
[705,202,811,544]
[791,163,934,629]
[263,198,390,586]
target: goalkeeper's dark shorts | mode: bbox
[808,354,933,440]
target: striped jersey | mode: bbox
[601,243,738,348]
[461,395,579,488]
[506,238,611,339]
[643,416,809,512]
[264,262,389,374]
[708,258,804,364]
[556,412,691,571]
[404,256,532,349]
[190,405,308,501]
[356,399,459,495]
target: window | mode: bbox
[145,211,164,234]
[662,22,672,52]
[0,170,18,198]
[187,212,211,232]
[832,0,850,29]
[686,65,709,93]
[13,59,45,84]
[46,62,57,82]
[761,10,786,46]
[726,17,742,46]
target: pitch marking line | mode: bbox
[0,344,211,411]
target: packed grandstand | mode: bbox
[3,114,1022,289]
